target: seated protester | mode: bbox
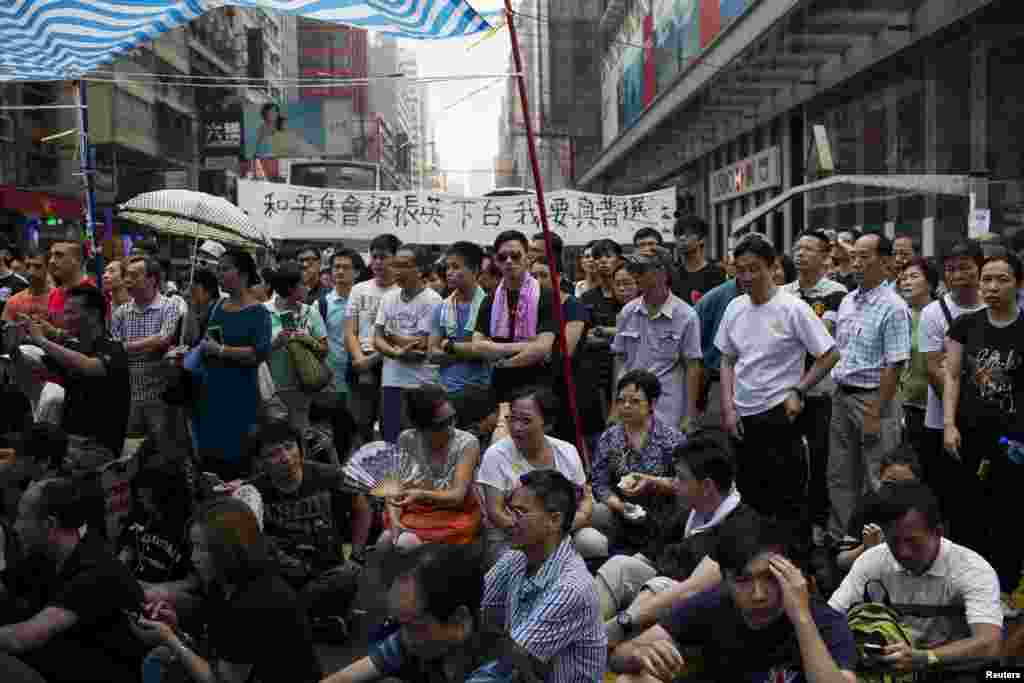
[0,422,67,521]
[610,516,857,683]
[380,384,482,550]
[591,370,685,558]
[247,418,362,627]
[452,383,501,453]
[2,478,147,683]
[117,466,192,584]
[835,445,921,572]
[131,497,323,683]
[468,231,556,402]
[12,284,130,462]
[598,436,757,624]
[482,470,607,682]
[475,386,605,566]
[324,544,546,683]
[828,482,1002,676]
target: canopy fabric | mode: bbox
[0,0,492,82]
[118,189,271,248]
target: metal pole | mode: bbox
[76,81,103,291]
[504,0,588,467]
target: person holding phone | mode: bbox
[195,249,271,481]
[265,262,328,442]
[131,497,322,683]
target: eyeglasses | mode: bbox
[617,395,648,406]
[495,252,524,263]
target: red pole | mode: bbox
[504,1,589,468]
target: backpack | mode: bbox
[846,581,916,683]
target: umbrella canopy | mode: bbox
[0,0,492,82]
[118,189,271,248]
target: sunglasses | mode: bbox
[495,252,524,263]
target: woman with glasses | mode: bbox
[591,370,685,554]
[379,383,483,550]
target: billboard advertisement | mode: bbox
[243,100,326,160]
[603,0,755,141]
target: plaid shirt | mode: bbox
[831,284,911,388]
[111,293,182,402]
[482,538,606,683]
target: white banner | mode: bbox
[238,180,676,246]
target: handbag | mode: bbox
[287,334,332,393]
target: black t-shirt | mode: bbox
[55,336,131,456]
[258,463,349,572]
[549,294,590,441]
[578,287,620,432]
[671,261,725,306]
[662,586,856,683]
[0,271,28,318]
[117,513,190,583]
[475,289,556,401]
[18,532,147,683]
[654,503,759,581]
[204,572,322,683]
[947,309,1024,433]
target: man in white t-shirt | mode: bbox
[715,234,838,538]
[829,482,1001,679]
[918,239,985,546]
[344,234,399,443]
[476,385,605,566]
[373,244,441,442]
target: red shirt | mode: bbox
[48,277,96,330]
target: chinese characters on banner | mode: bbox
[237,180,676,246]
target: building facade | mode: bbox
[578,0,1023,259]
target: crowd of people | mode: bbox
[0,217,1021,683]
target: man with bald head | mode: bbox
[47,240,92,333]
[1,478,146,682]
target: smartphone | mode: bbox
[862,643,884,654]
[207,325,224,345]
[280,311,297,331]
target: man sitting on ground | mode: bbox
[596,436,757,623]
[248,418,362,639]
[482,470,607,682]
[323,544,545,683]
[610,516,857,683]
[1,478,147,683]
[828,482,1002,678]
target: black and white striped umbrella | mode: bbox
[117,189,271,248]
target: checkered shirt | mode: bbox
[830,284,911,388]
[482,538,607,683]
[111,293,182,402]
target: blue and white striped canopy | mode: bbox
[0,0,493,81]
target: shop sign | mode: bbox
[709,146,781,204]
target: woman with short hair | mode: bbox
[380,384,482,550]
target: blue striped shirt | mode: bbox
[482,538,606,683]
[831,284,911,388]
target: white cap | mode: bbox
[198,240,226,260]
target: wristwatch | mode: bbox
[615,610,636,638]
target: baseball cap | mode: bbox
[198,240,226,261]
[626,245,673,272]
